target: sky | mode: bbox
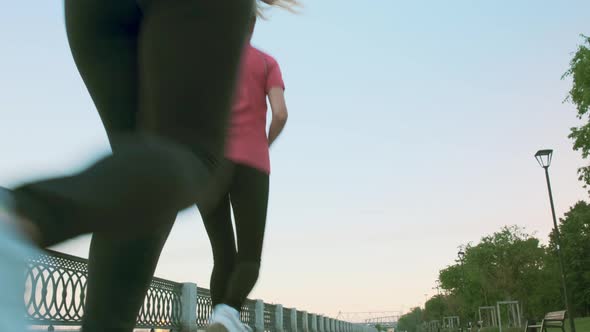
[1,0,589,320]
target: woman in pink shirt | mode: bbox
[204,5,292,332]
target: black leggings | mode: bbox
[11,0,253,331]
[202,162,269,310]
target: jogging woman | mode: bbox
[0,0,254,330]
[203,9,291,332]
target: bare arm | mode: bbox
[267,87,288,146]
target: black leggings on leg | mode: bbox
[82,217,175,332]
[203,163,269,310]
[14,0,253,248]
[10,0,253,331]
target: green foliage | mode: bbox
[397,307,423,332]
[423,295,447,321]
[403,206,590,328]
[566,317,590,332]
[438,226,554,320]
[563,35,590,192]
[548,201,590,316]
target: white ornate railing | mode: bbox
[25,250,377,332]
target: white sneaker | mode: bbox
[208,304,247,332]
[0,190,41,332]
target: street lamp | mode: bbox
[457,250,467,328]
[534,149,576,332]
[457,250,466,289]
[457,250,465,262]
[457,250,466,284]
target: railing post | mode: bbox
[311,314,318,332]
[255,300,265,332]
[302,311,309,332]
[275,304,284,332]
[291,308,298,332]
[180,282,198,332]
[318,315,324,332]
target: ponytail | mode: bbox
[255,0,301,18]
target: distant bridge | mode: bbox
[336,312,400,328]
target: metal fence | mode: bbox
[283,307,292,332]
[263,303,275,332]
[24,250,376,332]
[196,287,213,329]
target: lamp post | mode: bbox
[534,149,576,332]
[457,250,467,329]
[457,250,465,262]
[433,279,441,296]
[457,250,466,289]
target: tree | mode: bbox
[563,35,590,191]
[374,324,385,332]
[397,307,423,332]
[423,295,447,322]
[438,226,557,320]
[547,201,590,316]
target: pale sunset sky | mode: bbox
[1,0,589,320]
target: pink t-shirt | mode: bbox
[225,44,285,174]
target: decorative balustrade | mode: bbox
[25,250,377,332]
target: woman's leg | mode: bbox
[202,192,237,307]
[10,0,253,247]
[4,0,253,331]
[82,217,176,332]
[223,164,269,309]
[60,2,182,331]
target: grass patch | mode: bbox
[475,317,590,332]
[565,316,590,332]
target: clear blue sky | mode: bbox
[1,0,589,318]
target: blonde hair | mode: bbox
[255,0,301,18]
